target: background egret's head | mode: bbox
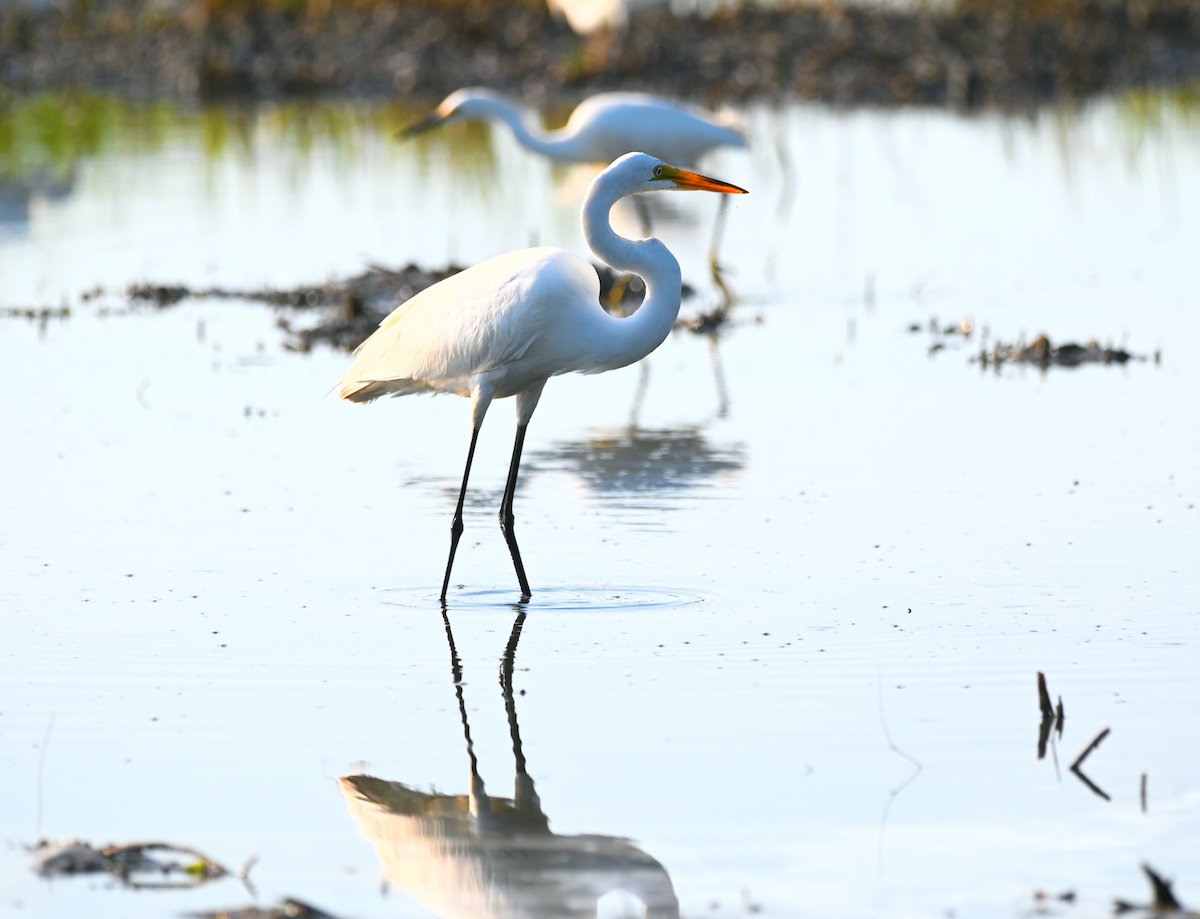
[401,88,510,138]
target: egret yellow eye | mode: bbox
[653,166,664,177]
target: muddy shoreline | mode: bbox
[3,0,1200,109]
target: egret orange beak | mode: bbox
[671,169,747,194]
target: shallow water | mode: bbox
[1,92,1198,919]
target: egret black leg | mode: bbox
[498,423,532,599]
[441,425,481,602]
[709,196,732,303]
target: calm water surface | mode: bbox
[1,93,1198,919]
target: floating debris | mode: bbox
[973,334,1150,369]
[1114,863,1196,917]
[1036,670,1065,762]
[1070,727,1112,801]
[1025,887,1077,916]
[912,318,1158,370]
[674,302,760,337]
[114,284,191,307]
[75,262,698,352]
[31,839,227,889]
[1,306,71,321]
[911,315,977,356]
[269,264,465,352]
[185,899,341,919]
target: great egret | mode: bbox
[402,89,745,167]
[335,152,746,601]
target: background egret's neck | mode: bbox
[473,98,585,160]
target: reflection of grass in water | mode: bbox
[0,93,499,190]
[401,119,499,194]
[1116,84,1200,153]
[204,100,498,188]
[0,92,178,181]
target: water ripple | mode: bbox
[379,585,707,612]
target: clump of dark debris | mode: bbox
[0,305,71,335]
[1,306,71,321]
[87,261,695,352]
[972,333,1156,369]
[911,317,1158,369]
[185,899,341,919]
[1022,862,1194,918]
[31,839,227,889]
[277,262,692,351]
[1114,863,1194,916]
[265,263,465,352]
[77,263,464,351]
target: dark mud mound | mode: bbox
[186,901,342,919]
[913,319,1158,369]
[972,333,1155,368]
[32,839,227,889]
[271,262,678,351]
[3,0,1200,108]
[98,261,671,351]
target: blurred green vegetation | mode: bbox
[0,91,500,185]
[1119,83,1200,130]
[3,84,1196,188]
[0,92,177,182]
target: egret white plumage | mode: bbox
[335,152,746,601]
[402,89,745,167]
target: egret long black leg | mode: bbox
[441,425,481,602]
[709,195,733,304]
[498,423,532,599]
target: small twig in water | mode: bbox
[1142,863,1183,912]
[1069,727,1112,801]
[35,713,56,843]
[1037,672,1054,719]
[876,668,923,875]
[1071,727,1110,771]
[238,854,259,898]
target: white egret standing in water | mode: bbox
[402,88,745,166]
[335,153,746,601]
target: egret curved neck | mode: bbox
[471,98,586,160]
[582,181,683,371]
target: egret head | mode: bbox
[607,152,748,196]
[400,88,511,138]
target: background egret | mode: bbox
[335,152,746,601]
[402,88,745,167]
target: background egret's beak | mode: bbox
[399,112,446,140]
[672,169,748,194]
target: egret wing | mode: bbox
[336,248,596,402]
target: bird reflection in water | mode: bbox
[339,609,680,919]
[422,415,743,514]
[529,423,742,500]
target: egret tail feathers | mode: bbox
[337,377,436,403]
